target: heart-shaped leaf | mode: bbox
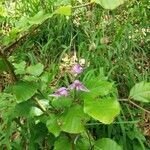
[129,81,150,103]
[92,0,124,10]
[12,81,38,102]
[84,97,120,124]
[26,63,44,76]
[59,105,88,133]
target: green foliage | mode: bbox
[94,138,122,150]
[59,105,88,134]
[52,97,72,108]
[13,61,26,74]
[0,0,149,149]
[92,0,125,9]
[54,136,72,150]
[0,58,8,72]
[46,114,61,137]
[26,63,44,76]
[84,79,114,98]
[84,97,120,124]
[11,81,38,102]
[129,81,150,103]
[54,5,72,16]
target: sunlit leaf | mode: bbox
[54,5,72,16]
[26,63,44,76]
[129,81,150,103]
[13,61,26,74]
[92,0,124,10]
[83,79,114,99]
[59,105,88,134]
[84,97,120,124]
[94,138,122,150]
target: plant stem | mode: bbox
[0,50,17,82]
[119,99,150,114]
[34,97,49,115]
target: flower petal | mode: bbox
[72,64,83,74]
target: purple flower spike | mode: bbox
[49,87,68,98]
[72,64,83,74]
[69,80,89,92]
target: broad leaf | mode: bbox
[12,81,38,102]
[83,80,114,99]
[52,97,72,109]
[84,97,120,124]
[14,100,44,117]
[59,105,88,133]
[92,0,124,10]
[54,5,72,16]
[13,61,26,74]
[129,81,150,103]
[14,100,33,117]
[75,132,94,150]
[46,114,61,137]
[94,138,122,150]
[26,63,44,76]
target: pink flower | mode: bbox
[69,80,89,92]
[72,64,83,74]
[49,87,68,98]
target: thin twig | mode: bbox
[119,99,150,114]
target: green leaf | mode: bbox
[12,81,38,102]
[75,132,94,150]
[54,136,72,150]
[13,61,26,74]
[59,105,88,134]
[0,58,8,72]
[14,100,45,118]
[29,11,53,25]
[14,100,34,117]
[84,97,120,124]
[51,97,72,109]
[84,80,114,99]
[129,81,150,103]
[92,0,124,10]
[26,63,44,76]
[46,114,61,137]
[94,138,122,150]
[54,5,72,16]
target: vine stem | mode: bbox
[34,97,50,115]
[0,49,17,82]
[119,99,150,114]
